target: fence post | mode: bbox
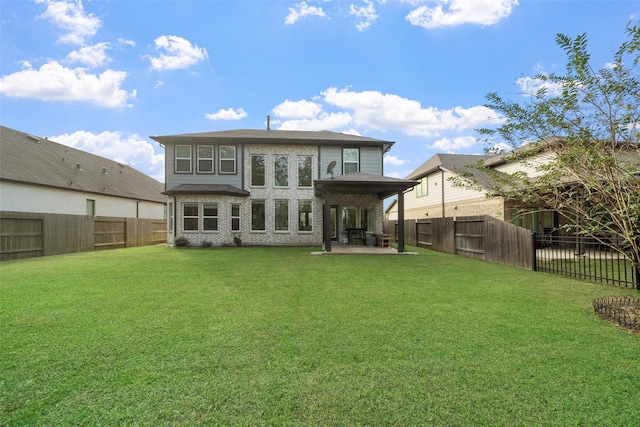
[532,232,537,272]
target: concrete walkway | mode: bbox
[311,244,418,255]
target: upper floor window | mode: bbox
[251,155,266,186]
[197,145,214,173]
[219,146,236,174]
[417,177,428,197]
[274,155,289,187]
[298,156,312,187]
[175,145,192,173]
[343,148,359,174]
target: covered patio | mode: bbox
[314,172,417,253]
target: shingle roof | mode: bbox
[162,184,249,197]
[0,126,165,203]
[314,172,418,199]
[406,153,496,189]
[151,129,395,152]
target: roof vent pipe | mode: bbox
[267,115,271,131]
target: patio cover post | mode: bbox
[397,191,405,253]
[324,190,332,252]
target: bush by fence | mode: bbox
[1,211,166,261]
[593,296,640,333]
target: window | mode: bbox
[298,200,313,232]
[343,148,359,174]
[361,207,374,232]
[298,156,312,187]
[274,155,289,187]
[251,155,265,186]
[168,202,174,232]
[176,145,192,173]
[203,203,218,231]
[251,200,265,231]
[417,177,428,197]
[197,145,214,173]
[231,203,240,231]
[219,146,236,174]
[86,199,95,216]
[183,203,199,231]
[275,200,289,232]
[342,206,357,230]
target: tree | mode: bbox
[472,23,640,273]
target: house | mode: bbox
[393,152,561,235]
[0,126,166,219]
[151,127,417,252]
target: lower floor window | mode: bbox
[252,200,265,231]
[275,200,289,231]
[231,203,240,231]
[183,203,199,231]
[298,200,313,232]
[203,203,218,231]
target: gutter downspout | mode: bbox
[440,167,445,218]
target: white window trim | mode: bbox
[274,154,289,188]
[297,155,313,188]
[175,145,192,173]
[251,154,266,187]
[197,145,215,174]
[219,145,236,174]
[274,199,289,233]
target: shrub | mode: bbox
[174,236,190,247]
[201,239,212,248]
[233,235,242,246]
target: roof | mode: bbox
[314,172,417,199]
[162,184,249,197]
[150,129,395,152]
[0,126,165,203]
[406,153,496,189]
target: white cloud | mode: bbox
[272,99,323,119]
[147,35,208,71]
[350,0,379,31]
[35,0,101,45]
[205,108,248,121]
[278,112,353,131]
[405,0,518,29]
[51,130,165,182]
[515,75,563,97]
[285,2,327,25]
[428,135,477,151]
[321,87,498,136]
[66,42,111,67]
[384,155,406,166]
[0,61,135,107]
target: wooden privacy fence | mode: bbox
[0,211,166,261]
[384,215,535,270]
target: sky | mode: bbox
[1,0,638,184]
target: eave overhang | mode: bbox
[162,184,250,197]
[314,173,418,199]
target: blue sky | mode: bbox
[1,0,638,183]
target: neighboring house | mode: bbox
[0,126,166,219]
[396,152,561,235]
[151,127,417,251]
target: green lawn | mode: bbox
[1,245,638,426]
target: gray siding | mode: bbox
[165,143,243,190]
[319,145,383,178]
[360,146,383,175]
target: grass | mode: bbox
[1,245,639,426]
